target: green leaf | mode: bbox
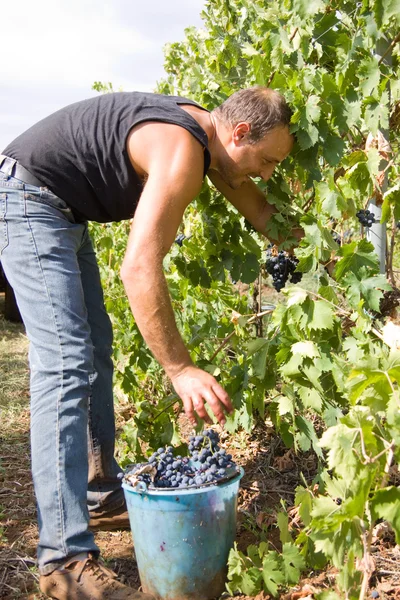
[382,183,400,221]
[286,287,308,307]
[305,95,321,123]
[247,544,263,568]
[281,543,305,584]
[242,42,259,57]
[240,253,260,284]
[280,353,303,377]
[322,134,346,167]
[277,511,292,544]
[334,239,379,280]
[240,567,263,596]
[296,126,319,150]
[291,0,325,19]
[366,147,381,180]
[295,415,323,457]
[203,364,221,376]
[317,592,342,600]
[247,338,268,356]
[364,93,390,136]
[99,235,113,250]
[252,342,270,380]
[319,424,359,477]
[343,269,392,312]
[316,181,345,219]
[305,300,335,332]
[358,56,381,96]
[262,554,285,597]
[291,341,320,359]
[278,395,295,417]
[374,0,400,26]
[297,386,324,412]
[295,486,313,526]
[371,487,400,544]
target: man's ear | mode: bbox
[232,122,251,145]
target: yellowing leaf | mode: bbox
[286,287,308,307]
[291,341,320,359]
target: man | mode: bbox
[0,87,294,599]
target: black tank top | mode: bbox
[3,92,211,223]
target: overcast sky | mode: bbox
[0,0,205,152]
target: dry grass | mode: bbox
[0,296,29,412]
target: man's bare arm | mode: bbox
[208,169,303,245]
[208,169,277,234]
[121,123,233,425]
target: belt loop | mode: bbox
[0,156,16,176]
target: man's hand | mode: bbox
[171,366,234,426]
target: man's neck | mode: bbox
[179,105,216,155]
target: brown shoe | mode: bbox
[39,553,155,599]
[89,503,130,531]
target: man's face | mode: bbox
[217,124,294,189]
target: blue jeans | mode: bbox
[0,173,124,573]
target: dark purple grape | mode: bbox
[356,209,376,228]
[124,428,238,490]
[265,248,302,292]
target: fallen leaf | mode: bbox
[256,511,276,529]
[273,449,295,472]
[281,584,318,600]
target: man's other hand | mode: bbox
[171,366,234,426]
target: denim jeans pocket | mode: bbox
[24,188,76,224]
[0,193,8,253]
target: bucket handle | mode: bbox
[135,481,148,494]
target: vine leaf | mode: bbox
[343,269,392,311]
[281,542,306,584]
[358,56,381,96]
[262,553,285,597]
[304,299,335,331]
[319,424,360,477]
[333,239,379,280]
[240,567,263,596]
[370,487,400,544]
[291,340,320,358]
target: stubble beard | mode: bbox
[217,154,243,190]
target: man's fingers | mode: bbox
[174,368,234,426]
[212,383,234,413]
[182,397,197,425]
[202,389,229,425]
[192,395,213,424]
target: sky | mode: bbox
[0,0,205,152]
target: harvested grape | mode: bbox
[123,429,239,490]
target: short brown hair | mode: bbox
[213,87,292,143]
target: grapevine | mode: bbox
[90,0,400,597]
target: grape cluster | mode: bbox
[124,429,237,490]
[175,233,186,246]
[356,209,376,228]
[265,248,303,292]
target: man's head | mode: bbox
[211,87,293,189]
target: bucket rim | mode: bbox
[122,466,244,497]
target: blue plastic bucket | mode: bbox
[122,468,244,600]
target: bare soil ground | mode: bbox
[1,291,399,600]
